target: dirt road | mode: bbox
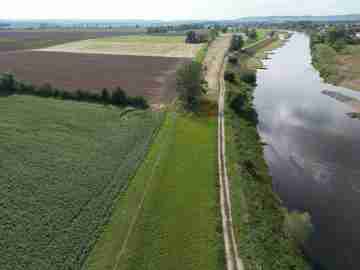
[204,35,244,270]
[204,35,232,100]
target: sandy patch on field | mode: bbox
[336,54,360,91]
[35,39,202,58]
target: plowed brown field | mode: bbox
[0,50,190,104]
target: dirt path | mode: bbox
[204,35,232,100]
[206,35,244,270]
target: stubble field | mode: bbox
[0,28,145,52]
[36,35,202,58]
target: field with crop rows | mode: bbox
[0,29,145,52]
[0,94,163,270]
[37,34,202,58]
[0,50,190,104]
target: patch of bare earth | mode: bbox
[0,50,190,104]
[203,35,232,100]
[336,54,360,91]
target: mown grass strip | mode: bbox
[116,114,223,270]
[83,112,174,270]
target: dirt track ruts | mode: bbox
[216,38,244,270]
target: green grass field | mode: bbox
[85,113,223,270]
[0,94,163,270]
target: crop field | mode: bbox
[0,94,164,270]
[0,50,190,104]
[37,34,202,58]
[0,28,145,52]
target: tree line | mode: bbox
[0,73,149,109]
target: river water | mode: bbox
[254,33,360,270]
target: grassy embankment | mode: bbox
[312,42,360,91]
[225,36,312,269]
[84,39,222,270]
[0,94,163,270]
[195,43,209,64]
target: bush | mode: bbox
[112,87,127,105]
[228,55,238,65]
[38,83,53,97]
[0,73,16,93]
[230,35,244,51]
[240,71,257,85]
[0,73,149,109]
[224,71,236,83]
[128,96,149,109]
[176,61,204,111]
[284,211,313,248]
[101,88,110,102]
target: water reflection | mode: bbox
[254,33,360,270]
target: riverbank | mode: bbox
[312,42,360,91]
[225,35,312,269]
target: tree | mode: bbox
[248,29,258,40]
[224,71,236,82]
[38,83,53,97]
[0,73,16,93]
[111,87,127,105]
[230,35,244,51]
[240,71,257,86]
[209,29,219,42]
[176,62,204,111]
[101,88,110,102]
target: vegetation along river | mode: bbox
[254,32,360,270]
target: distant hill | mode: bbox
[233,14,360,23]
[1,15,360,29]
[0,19,163,29]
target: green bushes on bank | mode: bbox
[225,52,312,269]
[311,43,341,84]
[0,73,149,109]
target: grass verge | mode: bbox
[195,43,209,64]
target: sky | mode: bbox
[2,0,359,20]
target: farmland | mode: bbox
[37,34,202,58]
[312,43,360,91]
[84,113,223,270]
[0,94,163,270]
[0,50,190,104]
[0,28,145,52]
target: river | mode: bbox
[254,32,360,270]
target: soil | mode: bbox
[203,35,232,100]
[0,50,190,104]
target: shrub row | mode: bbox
[0,73,149,109]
